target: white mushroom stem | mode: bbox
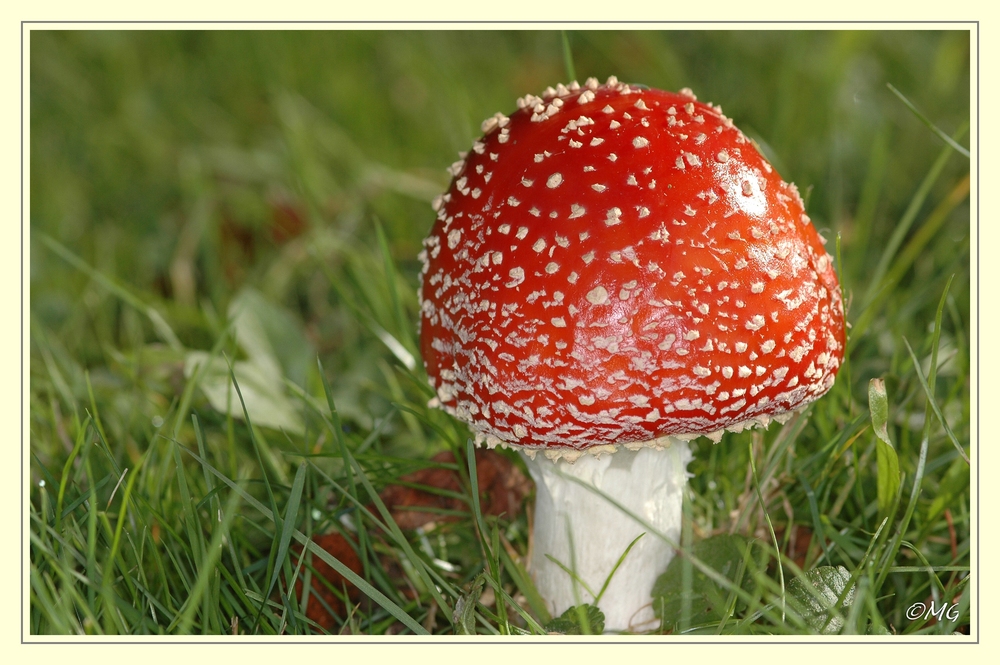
[521,440,693,632]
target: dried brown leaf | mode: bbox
[379,449,530,529]
[292,532,363,632]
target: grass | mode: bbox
[28,29,972,637]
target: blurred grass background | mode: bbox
[29,30,971,636]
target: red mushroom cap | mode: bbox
[419,78,845,452]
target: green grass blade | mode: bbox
[852,173,970,346]
[170,428,207,575]
[561,31,576,83]
[796,472,830,567]
[345,450,456,611]
[38,233,183,351]
[903,337,968,464]
[594,532,645,604]
[316,255,417,373]
[749,441,784,621]
[862,128,967,306]
[262,462,308,617]
[543,553,597,601]
[176,481,244,634]
[316,358,372,583]
[497,543,550,625]
[55,415,91,534]
[887,83,970,158]
[224,355,284,629]
[374,217,414,354]
[464,441,510,634]
[914,274,967,463]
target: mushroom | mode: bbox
[418,77,845,632]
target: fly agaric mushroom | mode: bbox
[418,77,844,632]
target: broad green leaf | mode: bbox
[869,378,900,522]
[183,287,313,433]
[184,353,304,433]
[787,566,855,634]
[652,534,766,631]
[544,603,605,635]
[228,288,315,387]
[453,575,484,635]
